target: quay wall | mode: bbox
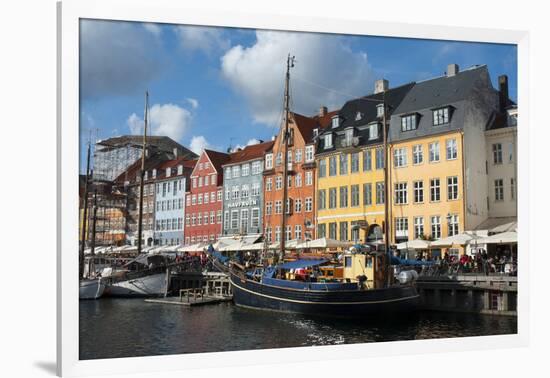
[416,275,517,316]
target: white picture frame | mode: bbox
[57,0,530,376]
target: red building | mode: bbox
[184,149,230,245]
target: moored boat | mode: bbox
[79,278,106,300]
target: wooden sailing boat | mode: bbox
[216,55,420,317]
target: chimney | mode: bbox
[319,106,328,117]
[374,79,389,94]
[447,63,459,77]
[173,147,178,157]
[498,75,509,111]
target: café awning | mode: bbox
[476,231,518,244]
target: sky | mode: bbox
[79,19,518,172]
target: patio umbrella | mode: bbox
[295,237,353,249]
[476,231,517,244]
[396,239,432,250]
[431,232,480,247]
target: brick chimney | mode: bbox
[447,63,459,77]
[498,75,509,111]
[319,106,328,117]
[374,79,389,94]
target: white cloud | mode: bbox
[143,23,162,37]
[174,25,230,54]
[80,19,164,98]
[186,98,199,109]
[189,136,212,155]
[246,138,261,146]
[127,103,192,142]
[221,30,373,125]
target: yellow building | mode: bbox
[389,131,466,255]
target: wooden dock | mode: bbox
[145,295,232,307]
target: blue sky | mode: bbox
[79,19,517,172]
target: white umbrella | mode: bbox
[295,237,353,249]
[396,239,432,250]
[476,231,517,244]
[431,232,480,247]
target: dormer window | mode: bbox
[344,128,354,145]
[324,134,333,149]
[177,165,183,175]
[166,168,171,177]
[144,171,148,181]
[331,115,340,128]
[376,104,385,118]
[432,107,450,126]
[368,123,379,140]
[401,114,418,132]
[152,169,157,178]
[355,112,363,121]
[313,128,319,138]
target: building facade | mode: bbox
[221,141,274,237]
[184,150,229,244]
[315,81,414,243]
[153,158,195,246]
[263,111,334,244]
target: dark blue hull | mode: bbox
[230,272,420,317]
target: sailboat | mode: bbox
[102,91,170,298]
[211,55,420,317]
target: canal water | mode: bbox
[80,298,517,360]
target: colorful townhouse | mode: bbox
[387,64,516,256]
[152,157,196,246]
[221,141,274,237]
[184,150,229,245]
[315,80,415,243]
[263,110,335,243]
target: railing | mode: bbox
[416,261,517,278]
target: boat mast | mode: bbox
[90,187,98,256]
[137,91,149,255]
[280,54,295,263]
[79,140,91,278]
[382,90,390,287]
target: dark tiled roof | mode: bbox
[226,141,275,165]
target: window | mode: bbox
[241,164,250,176]
[329,156,337,176]
[275,176,283,190]
[369,123,379,140]
[198,194,203,205]
[217,210,222,224]
[275,226,281,242]
[376,104,385,118]
[232,165,240,178]
[266,201,272,215]
[217,190,222,201]
[295,149,303,163]
[344,128,354,145]
[295,198,302,213]
[429,142,440,162]
[511,178,515,200]
[447,176,459,200]
[448,214,459,236]
[191,214,196,226]
[339,154,348,175]
[395,218,409,238]
[305,145,314,162]
[266,178,272,191]
[241,209,249,231]
[363,183,372,206]
[339,186,348,208]
[375,148,384,169]
[275,200,282,214]
[446,139,458,160]
[318,190,326,210]
[394,148,407,167]
[351,152,360,173]
[395,182,408,204]
[324,134,333,149]
[192,178,196,189]
[275,152,282,166]
[295,173,302,187]
[329,188,337,209]
[204,212,208,225]
[331,116,340,128]
[231,186,239,200]
[363,150,372,171]
[295,225,302,240]
[210,211,215,225]
[339,222,348,241]
[318,159,326,178]
[185,215,190,226]
[351,185,360,207]
[329,222,337,239]
[162,182,167,196]
[305,171,313,186]
[495,179,504,201]
[224,211,229,230]
[432,107,450,126]
[285,226,292,241]
[241,185,249,199]
[198,177,203,187]
[265,154,273,169]
[412,217,424,239]
[265,226,272,242]
[197,213,202,225]
[211,192,216,203]
[376,182,385,205]
[431,216,441,239]
[305,197,313,212]
[230,210,239,229]
[204,193,209,204]
[401,114,417,131]
[251,183,260,197]
[493,143,503,164]
[317,224,326,238]
[413,145,423,165]
[430,178,441,202]
[414,181,424,203]
[508,142,514,163]
[251,161,261,175]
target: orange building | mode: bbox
[262,109,335,244]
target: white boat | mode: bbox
[105,271,169,297]
[79,278,106,300]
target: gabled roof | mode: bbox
[226,141,275,165]
[291,112,323,143]
[312,110,339,130]
[203,149,231,174]
[154,156,196,180]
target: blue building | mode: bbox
[153,158,195,246]
[222,141,274,237]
